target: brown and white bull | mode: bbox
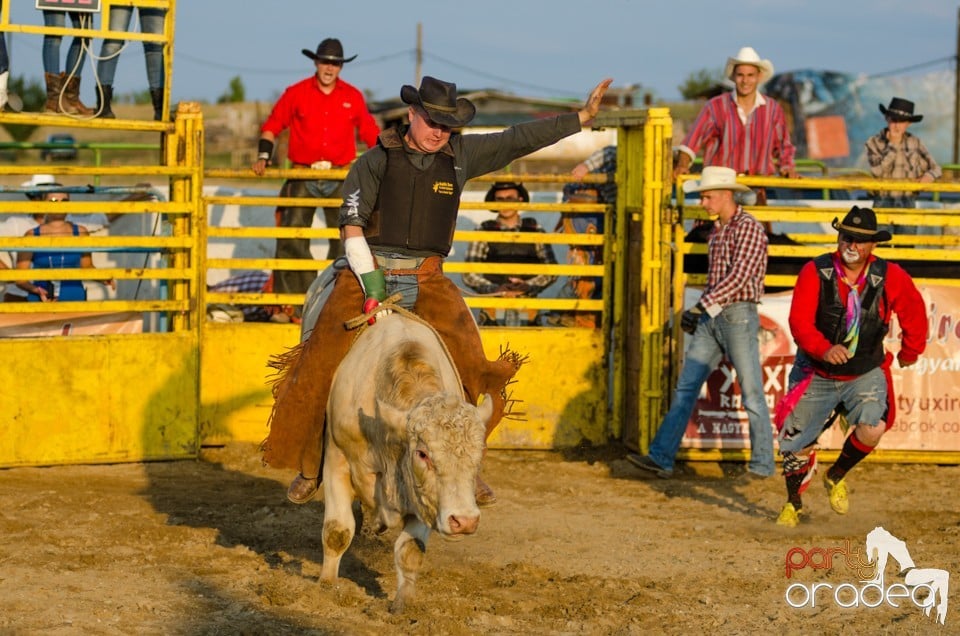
[320,312,491,613]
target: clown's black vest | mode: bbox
[812,253,889,376]
[364,127,461,256]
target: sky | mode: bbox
[4,0,956,105]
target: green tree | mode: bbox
[678,68,724,100]
[217,76,245,104]
[1,76,45,142]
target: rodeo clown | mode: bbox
[775,206,927,527]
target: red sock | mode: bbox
[828,433,874,481]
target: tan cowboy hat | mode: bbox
[400,76,476,128]
[723,46,775,85]
[688,166,751,193]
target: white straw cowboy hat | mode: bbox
[21,174,60,201]
[724,46,775,85]
[688,166,751,193]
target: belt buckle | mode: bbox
[310,160,332,170]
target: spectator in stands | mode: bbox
[865,97,942,234]
[550,145,616,328]
[14,189,113,302]
[251,37,380,321]
[41,8,94,116]
[462,182,558,326]
[95,6,167,121]
[674,46,797,203]
[206,271,273,322]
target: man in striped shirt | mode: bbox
[627,167,775,479]
[675,46,797,187]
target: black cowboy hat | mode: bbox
[831,206,892,243]
[485,181,530,203]
[400,76,476,128]
[301,38,356,64]
[879,97,922,123]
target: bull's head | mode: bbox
[403,393,491,537]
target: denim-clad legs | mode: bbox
[43,11,88,76]
[647,302,776,476]
[97,8,166,89]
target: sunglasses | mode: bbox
[839,233,870,244]
[494,195,521,202]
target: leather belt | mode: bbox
[375,254,425,270]
[293,161,334,170]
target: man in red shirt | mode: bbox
[252,38,380,319]
[775,206,928,527]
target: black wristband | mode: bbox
[257,138,274,161]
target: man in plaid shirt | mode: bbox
[627,167,774,479]
[675,46,797,189]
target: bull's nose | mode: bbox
[447,513,480,535]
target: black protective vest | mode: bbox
[479,218,542,286]
[812,253,889,376]
[365,127,461,256]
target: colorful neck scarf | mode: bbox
[833,255,869,356]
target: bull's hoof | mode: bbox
[286,473,319,504]
[475,474,497,508]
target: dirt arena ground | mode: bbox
[1,442,957,635]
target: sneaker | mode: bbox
[824,475,849,514]
[626,453,673,479]
[776,502,803,527]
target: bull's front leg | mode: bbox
[389,515,431,614]
[320,445,355,582]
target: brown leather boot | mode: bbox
[61,73,95,116]
[44,72,63,113]
[286,473,319,504]
[475,473,497,507]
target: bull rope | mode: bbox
[343,294,528,418]
[344,294,466,400]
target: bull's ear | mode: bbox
[477,393,494,426]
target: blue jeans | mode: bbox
[778,367,887,454]
[42,10,88,76]
[874,195,917,236]
[96,7,166,89]
[648,302,776,476]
